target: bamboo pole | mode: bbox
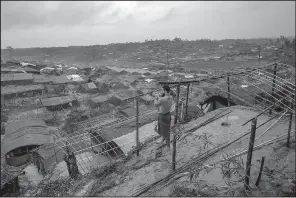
[172,84,180,171]
[287,112,293,148]
[185,83,190,118]
[269,63,277,115]
[136,96,140,156]
[255,156,265,186]
[245,118,257,191]
[242,94,290,126]
[227,75,230,107]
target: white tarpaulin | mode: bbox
[67,74,83,82]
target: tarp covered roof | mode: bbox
[81,82,97,90]
[1,84,45,95]
[41,96,77,107]
[89,95,109,104]
[51,76,71,84]
[5,119,47,136]
[33,75,52,84]
[67,74,84,82]
[99,74,113,82]
[12,73,34,81]
[113,90,138,101]
[1,73,33,82]
[2,127,50,155]
[36,143,64,160]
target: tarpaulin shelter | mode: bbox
[67,74,84,82]
[79,82,97,93]
[2,119,50,167]
[108,90,138,106]
[87,95,109,108]
[32,143,65,175]
[1,85,45,99]
[41,96,78,111]
[1,73,33,86]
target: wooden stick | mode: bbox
[172,84,180,171]
[245,118,257,191]
[287,112,293,148]
[255,156,265,186]
[269,63,277,115]
[136,96,140,156]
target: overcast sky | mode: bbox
[1,1,295,49]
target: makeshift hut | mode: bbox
[64,67,79,75]
[2,119,50,167]
[1,73,34,86]
[87,95,109,108]
[1,68,26,74]
[33,75,52,84]
[32,144,65,175]
[99,74,113,83]
[108,90,138,106]
[45,84,66,97]
[118,70,129,75]
[111,82,128,90]
[79,82,97,93]
[1,85,45,100]
[140,94,155,105]
[96,82,110,93]
[41,96,79,111]
[51,76,71,85]
[67,74,84,83]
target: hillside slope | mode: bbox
[21,106,295,197]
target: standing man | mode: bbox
[154,85,174,149]
[64,146,79,179]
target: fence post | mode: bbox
[136,96,140,156]
[185,83,190,118]
[227,75,230,107]
[286,111,293,148]
[269,63,277,115]
[172,84,180,171]
[244,118,257,192]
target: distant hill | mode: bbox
[1,37,294,66]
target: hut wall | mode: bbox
[5,154,30,167]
